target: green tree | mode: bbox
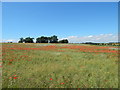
[24,37,34,43]
[49,35,58,43]
[18,37,24,43]
[47,37,51,43]
[59,39,69,43]
[36,36,48,43]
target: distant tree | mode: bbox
[49,35,58,43]
[47,37,51,43]
[43,36,48,43]
[36,37,41,43]
[8,42,13,43]
[59,39,69,43]
[36,36,48,43]
[18,37,24,43]
[18,35,64,43]
[85,42,93,44]
[24,37,34,43]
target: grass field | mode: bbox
[1,43,119,88]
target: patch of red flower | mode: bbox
[9,75,18,79]
[9,59,14,62]
[60,83,64,84]
[50,78,53,80]
[6,45,58,51]
[60,45,118,54]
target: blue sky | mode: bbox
[2,2,118,43]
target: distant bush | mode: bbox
[58,39,69,43]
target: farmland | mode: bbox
[1,43,119,88]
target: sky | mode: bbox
[2,2,118,43]
[1,0,119,2]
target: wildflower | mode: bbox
[13,77,17,79]
[9,77,12,79]
[9,59,14,62]
[50,78,53,80]
[13,75,17,76]
[60,83,64,84]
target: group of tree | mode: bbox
[82,42,120,46]
[18,35,69,43]
[19,37,34,43]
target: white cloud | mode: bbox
[2,39,18,42]
[6,40,14,42]
[65,34,118,43]
[88,35,93,38]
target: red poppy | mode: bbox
[50,78,53,80]
[60,83,64,84]
[13,77,17,79]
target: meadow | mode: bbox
[2,43,119,88]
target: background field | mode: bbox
[2,43,119,88]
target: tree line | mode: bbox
[82,42,120,46]
[18,35,69,43]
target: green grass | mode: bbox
[2,43,118,88]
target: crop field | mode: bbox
[1,43,119,88]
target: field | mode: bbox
[1,43,119,88]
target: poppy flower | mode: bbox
[13,77,17,79]
[60,83,64,84]
[50,78,53,80]
[9,77,12,79]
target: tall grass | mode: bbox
[2,43,118,88]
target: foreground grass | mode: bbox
[2,43,118,88]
